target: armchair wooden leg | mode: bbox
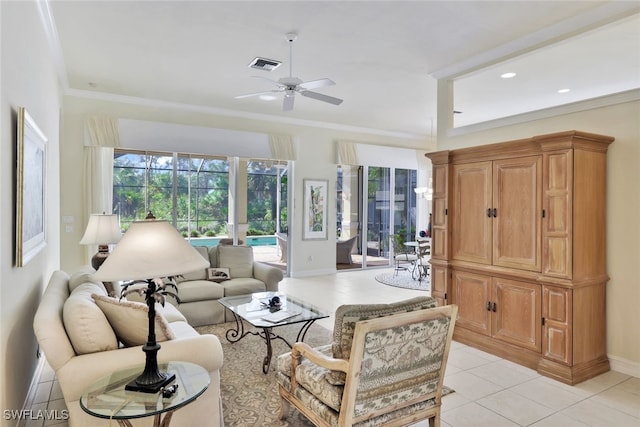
[278,387,290,420]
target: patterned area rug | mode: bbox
[196,321,329,426]
[375,268,431,291]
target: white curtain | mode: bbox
[83,116,121,260]
[269,134,296,160]
[336,140,359,165]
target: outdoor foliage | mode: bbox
[113,152,287,236]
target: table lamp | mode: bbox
[79,213,122,270]
[93,213,208,393]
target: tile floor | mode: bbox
[24,268,639,427]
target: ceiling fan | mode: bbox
[235,32,343,111]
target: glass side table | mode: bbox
[80,361,209,427]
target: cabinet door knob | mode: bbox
[486,301,492,311]
[491,302,497,312]
[487,208,492,217]
[492,208,497,218]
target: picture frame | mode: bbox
[207,267,230,282]
[16,107,47,267]
[302,179,328,240]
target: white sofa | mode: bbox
[169,245,284,326]
[33,269,224,427]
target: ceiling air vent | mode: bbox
[248,57,282,71]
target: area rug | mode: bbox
[196,321,328,426]
[375,268,431,291]
[196,321,452,426]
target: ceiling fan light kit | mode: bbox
[235,32,343,111]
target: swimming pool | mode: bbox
[187,235,276,247]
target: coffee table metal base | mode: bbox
[225,312,317,373]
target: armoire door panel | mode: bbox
[452,271,490,336]
[543,286,572,364]
[431,164,449,260]
[492,156,541,271]
[431,265,448,306]
[542,150,573,278]
[492,278,541,352]
[452,162,492,264]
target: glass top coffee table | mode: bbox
[218,292,329,373]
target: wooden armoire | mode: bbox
[426,130,613,384]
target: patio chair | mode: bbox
[392,235,417,276]
[336,236,358,264]
[277,299,457,427]
[276,232,287,262]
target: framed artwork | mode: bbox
[16,107,47,267]
[302,179,328,240]
[207,267,230,282]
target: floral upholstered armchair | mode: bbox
[276,297,457,426]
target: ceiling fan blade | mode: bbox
[234,90,280,99]
[283,94,295,111]
[300,90,343,106]
[298,78,335,90]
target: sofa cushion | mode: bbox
[92,294,175,347]
[175,280,225,303]
[218,245,253,278]
[156,301,187,323]
[63,282,118,355]
[220,278,267,297]
[178,246,209,282]
[168,320,200,339]
[68,267,100,292]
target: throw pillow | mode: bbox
[207,267,230,282]
[92,294,175,347]
[217,245,253,278]
[63,283,118,354]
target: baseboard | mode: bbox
[289,268,337,278]
[608,354,640,378]
[18,356,46,426]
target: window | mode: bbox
[113,150,288,239]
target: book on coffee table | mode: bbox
[261,310,301,323]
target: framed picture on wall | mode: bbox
[15,107,48,267]
[302,179,328,240]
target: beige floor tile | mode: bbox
[529,412,590,426]
[444,371,504,401]
[559,399,640,426]
[442,402,519,427]
[510,377,587,411]
[477,389,557,425]
[468,359,539,388]
[589,385,640,418]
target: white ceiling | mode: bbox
[46,1,640,139]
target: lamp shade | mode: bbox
[93,219,209,281]
[80,214,122,245]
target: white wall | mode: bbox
[0,1,62,422]
[436,99,640,376]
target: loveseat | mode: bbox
[33,269,224,427]
[166,245,284,326]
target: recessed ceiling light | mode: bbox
[500,72,517,79]
[558,88,571,94]
[259,94,277,101]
